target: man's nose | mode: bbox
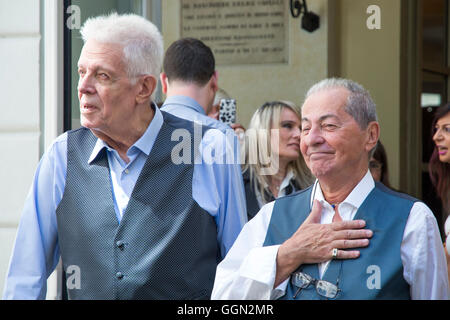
[78,73,96,95]
[305,126,325,146]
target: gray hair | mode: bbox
[80,13,163,84]
[305,78,378,129]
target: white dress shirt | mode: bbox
[211,171,449,300]
[445,216,450,255]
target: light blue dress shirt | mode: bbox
[161,95,248,250]
[3,104,247,299]
[161,95,232,133]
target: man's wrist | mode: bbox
[274,243,301,287]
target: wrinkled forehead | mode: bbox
[78,39,126,71]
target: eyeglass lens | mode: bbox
[291,272,339,299]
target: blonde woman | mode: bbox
[242,101,314,220]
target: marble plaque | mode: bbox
[181,0,287,65]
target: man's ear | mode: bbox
[210,71,218,93]
[136,75,157,104]
[160,72,168,94]
[366,121,380,152]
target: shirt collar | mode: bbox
[312,170,375,210]
[162,95,206,115]
[279,169,295,193]
[88,103,163,164]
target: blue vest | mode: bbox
[264,182,414,300]
[56,111,219,299]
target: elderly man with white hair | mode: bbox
[3,13,247,300]
[212,78,449,300]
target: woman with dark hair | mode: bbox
[429,103,450,283]
[369,140,391,188]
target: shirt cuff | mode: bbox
[239,244,287,298]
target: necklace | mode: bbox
[270,178,282,191]
[311,181,341,209]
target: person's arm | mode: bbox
[193,128,247,258]
[446,247,450,289]
[2,135,67,299]
[212,202,281,300]
[401,202,449,300]
[445,217,450,288]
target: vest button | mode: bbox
[116,272,124,280]
[116,240,125,250]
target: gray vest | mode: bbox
[56,112,219,299]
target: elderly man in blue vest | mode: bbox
[3,13,247,300]
[212,78,449,300]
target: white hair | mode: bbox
[305,78,378,129]
[80,13,163,83]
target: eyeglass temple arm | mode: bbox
[293,286,303,299]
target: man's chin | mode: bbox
[80,120,91,129]
[80,117,97,129]
[310,165,333,179]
